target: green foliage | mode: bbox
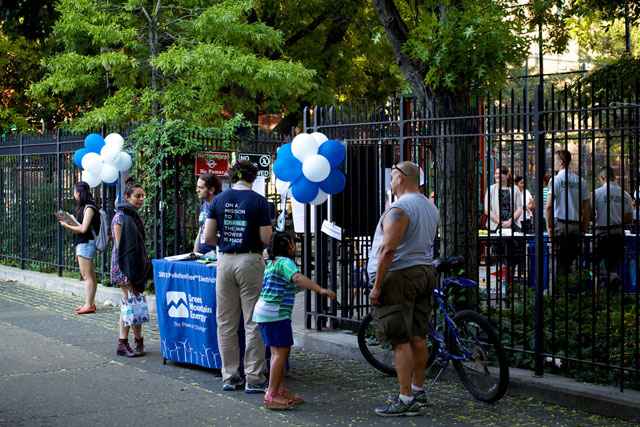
[486,288,640,391]
[127,117,248,257]
[402,0,529,94]
[29,0,316,131]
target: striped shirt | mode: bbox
[252,257,298,323]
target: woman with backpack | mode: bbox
[111,178,151,357]
[59,181,100,314]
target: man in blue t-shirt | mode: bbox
[193,173,221,255]
[203,160,272,393]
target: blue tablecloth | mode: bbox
[153,259,246,369]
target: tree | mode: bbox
[373,0,530,274]
[572,0,640,54]
[248,0,404,134]
[29,0,316,131]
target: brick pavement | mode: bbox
[0,279,630,426]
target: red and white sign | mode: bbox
[195,152,230,176]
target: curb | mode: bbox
[0,264,157,313]
[2,264,639,422]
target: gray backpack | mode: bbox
[86,205,110,252]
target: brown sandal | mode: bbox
[264,392,295,410]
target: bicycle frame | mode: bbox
[426,275,479,392]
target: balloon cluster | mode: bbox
[273,132,346,205]
[73,133,132,188]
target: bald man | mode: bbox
[367,161,439,417]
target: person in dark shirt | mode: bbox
[59,181,100,314]
[193,173,221,255]
[204,160,273,392]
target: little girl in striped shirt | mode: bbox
[253,231,336,410]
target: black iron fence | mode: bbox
[301,84,640,391]
[0,126,287,283]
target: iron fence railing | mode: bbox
[302,83,640,391]
[0,125,289,284]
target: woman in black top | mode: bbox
[59,181,100,314]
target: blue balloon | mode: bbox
[104,179,118,186]
[277,143,293,159]
[73,148,89,168]
[273,155,302,182]
[318,139,345,168]
[291,176,319,204]
[84,133,105,154]
[320,168,346,195]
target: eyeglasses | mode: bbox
[392,164,407,176]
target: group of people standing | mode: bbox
[483,149,636,288]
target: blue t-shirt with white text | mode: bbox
[208,189,271,253]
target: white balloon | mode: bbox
[100,164,119,183]
[81,152,103,175]
[114,152,132,171]
[310,189,328,205]
[104,133,124,151]
[275,178,291,197]
[291,133,318,162]
[82,170,101,188]
[302,154,331,182]
[311,132,328,146]
[100,143,120,164]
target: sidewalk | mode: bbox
[0,264,637,425]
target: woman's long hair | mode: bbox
[75,181,95,220]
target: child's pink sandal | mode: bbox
[281,388,304,404]
[264,391,295,410]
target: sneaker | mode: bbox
[221,377,245,391]
[245,379,269,393]
[375,397,421,417]
[386,390,427,407]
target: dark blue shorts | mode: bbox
[258,319,293,347]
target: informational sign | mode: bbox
[238,152,271,178]
[195,152,230,176]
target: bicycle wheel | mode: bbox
[357,313,396,376]
[446,310,509,403]
[358,313,439,376]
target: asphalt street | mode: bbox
[0,279,630,426]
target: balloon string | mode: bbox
[276,183,290,232]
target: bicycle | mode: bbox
[357,255,509,403]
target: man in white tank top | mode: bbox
[367,161,439,417]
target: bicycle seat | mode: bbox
[433,255,464,275]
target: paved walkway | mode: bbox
[0,277,631,426]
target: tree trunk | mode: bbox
[434,91,479,306]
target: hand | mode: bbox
[369,286,382,307]
[321,288,336,299]
[59,221,69,229]
[501,219,512,228]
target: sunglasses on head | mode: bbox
[392,164,407,176]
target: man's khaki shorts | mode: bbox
[372,264,436,346]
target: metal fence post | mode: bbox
[56,131,63,276]
[533,85,546,377]
[19,133,25,269]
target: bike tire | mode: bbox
[446,310,509,403]
[357,312,396,376]
[357,313,439,377]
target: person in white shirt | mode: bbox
[545,150,591,277]
[592,166,633,289]
[515,176,533,234]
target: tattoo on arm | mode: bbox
[386,209,406,224]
